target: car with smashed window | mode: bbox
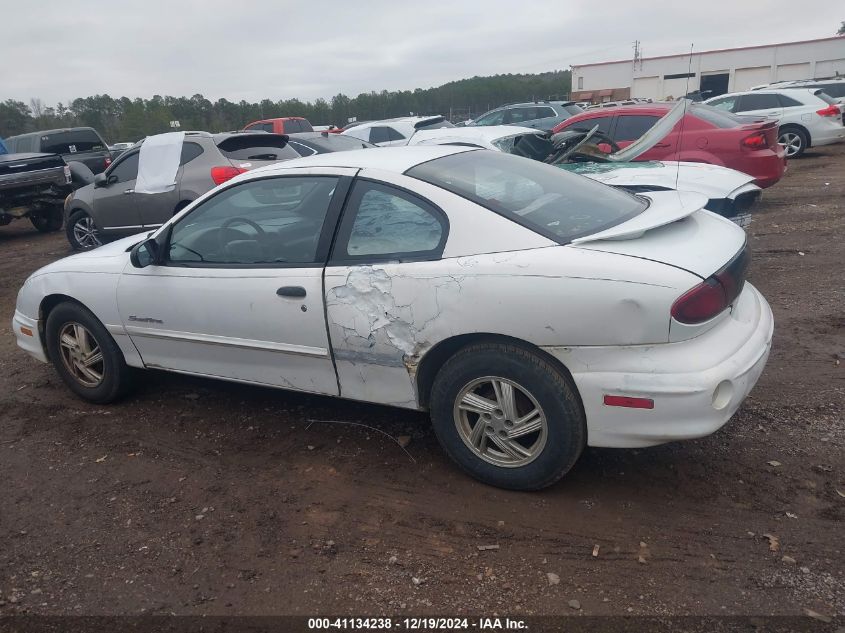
[63,131,300,250]
[13,145,773,490]
[409,101,762,226]
[552,103,786,188]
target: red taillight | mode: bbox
[672,247,749,325]
[671,278,728,324]
[741,132,768,150]
[210,166,247,185]
[816,105,840,117]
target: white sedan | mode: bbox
[13,146,774,490]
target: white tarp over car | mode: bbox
[135,132,185,194]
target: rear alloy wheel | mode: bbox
[430,342,586,490]
[67,210,102,250]
[45,302,132,403]
[30,206,64,232]
[778,127,808,158]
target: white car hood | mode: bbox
[30,233,144,277]
[409,125,538,148]
[569,161,757,199]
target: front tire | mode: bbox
[45,302,132,403]
[30,206,64,232]
[429,342,586,490]
[66,209,102,251]
[778,126,808,158]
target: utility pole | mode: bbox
[633,40,642,70]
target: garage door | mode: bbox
[816,59,845,77]
[776,63,811,82]
[733,67,773,91]
[632,76,660,100]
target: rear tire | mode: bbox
[66,209,102,251]
[429,342,586,490]
[30,206,63,232]
[45,302,132,403]
[778,126,808,158]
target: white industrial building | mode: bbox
[571,37,845,103]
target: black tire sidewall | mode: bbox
[31,207,63,232]
[430,345,586,490]
[45,303,129,403]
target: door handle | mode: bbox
[277,286,306,298]
[123,188,134,194]
[653,143,671,148]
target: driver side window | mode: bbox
[475,110,505,126]
[167,176,339,266]
[108,152,140,183]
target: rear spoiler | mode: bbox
[413,116,446,129]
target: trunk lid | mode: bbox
[571,190,746,279]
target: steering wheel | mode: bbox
[549,125,621,163]
[217,216,266,253]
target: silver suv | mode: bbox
[64,132,300,250]
[468,101,583,131]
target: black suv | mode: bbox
[4,127,113,175]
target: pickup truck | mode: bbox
[0,150,73,232]
[3,127,113,175]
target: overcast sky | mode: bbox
[3,1,841,106]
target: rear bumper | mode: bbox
[543,283,774,448]
[746,148,786,189]
[809,121,845,147]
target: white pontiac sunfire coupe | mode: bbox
[13,146,774,490]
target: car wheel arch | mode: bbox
[38,294,86,354]
[414,332,583,412]
[778,123,811,147]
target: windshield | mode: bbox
[407,150,647,243]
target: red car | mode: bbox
[242,117,313,134]
[552,103,786,188]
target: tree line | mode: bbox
[0,71,571,143]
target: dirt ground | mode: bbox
[0,145,843,619]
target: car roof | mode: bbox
[568,102,675,116]
[351,116,445,128]
[414,125,539,143]
[5,126,100,140]
[247,145,476,177]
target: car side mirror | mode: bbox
[130,238,161,268]
[93,173,107,188]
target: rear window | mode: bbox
[308,135,374,151]
[563,105,584,116]
[690,104,746,128]
[416,119,454,131]
[296,119,313,132]
[407,150,646,244]
[817,84,845,98]
[215,135,299,161]
[40,129,106,154]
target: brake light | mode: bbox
[671,247,749,324]
[210,166,247,185]
[741,132,768,149]
[816,105,840,117]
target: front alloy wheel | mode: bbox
[68,210,102,250]
[58,322,105,388]
[454,376,547,467]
